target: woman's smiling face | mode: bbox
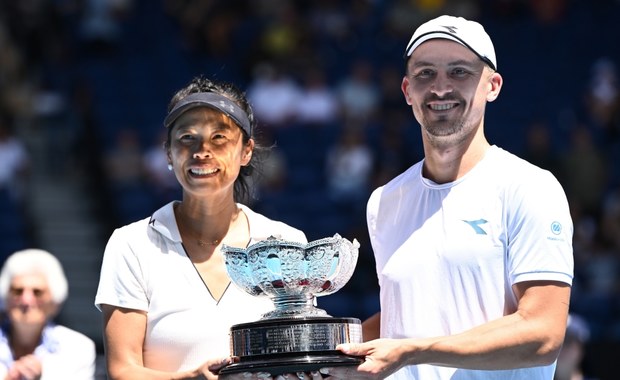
[168,107,253,198]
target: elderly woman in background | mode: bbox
[95,76,307,379]
[0,249,96,380]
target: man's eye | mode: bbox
[414,69,434,79]
[452,68,469,77]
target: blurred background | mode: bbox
[0,0,619,378]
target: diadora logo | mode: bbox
[462,219,488,235]
[550,221,562,235]
[442,25,458,34]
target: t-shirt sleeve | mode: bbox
[94,227,149,311]
[506,170,574,285]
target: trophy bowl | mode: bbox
[219,234,364,376]
[223,234,359,319]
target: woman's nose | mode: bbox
[193,142,213,159]
[19,289,38,304]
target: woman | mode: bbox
[95,77,307,379]
[0,249,96,380]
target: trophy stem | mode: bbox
[262,293,328,319]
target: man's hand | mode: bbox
[320,339,411,379]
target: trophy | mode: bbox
[218,234,363,376]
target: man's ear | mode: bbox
[402,76,413,105]
[486,71,503,102]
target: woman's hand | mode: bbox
[5,354,42,380]
[192,356,235,379]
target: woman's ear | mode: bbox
[165,143,172,164]
[241,139,255,166]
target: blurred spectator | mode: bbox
[103,127,151,224]
[383,0,441,37]
[0,249,96,379]
[600,185,620,253]
[583,57,620,143]
[257,148,289,194]
[371,116,420,189]
[554,314,598,380]
[335,58,380,123]
[306,0,349,42]
[295,66,339,127]
[103,127,144,190]
[0,24,31,120]
[0,116,29,202]
[0,1,66,70]
[256,2,305,62]
[522,120,562,178]
[560,125,608,218]
[163,1,228,55]
[31,78,73,175]
[325,125,373,206]
[378,64,408,113]
[570,199,619,342]
[79,0,133,54]
[246,62,301,128]
[142,129,180,208]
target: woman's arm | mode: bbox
[102,305,217,380]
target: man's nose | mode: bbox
[430,74,453,97]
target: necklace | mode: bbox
[197,238,220,247]
[176,202,241,248]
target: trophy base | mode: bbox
[218,351,363,376]
[220,316,363,376]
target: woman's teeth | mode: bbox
[190,168,218,175]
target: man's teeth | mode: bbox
[190,168,218,175]
[430,103,457,111]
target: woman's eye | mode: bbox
[213,133,229,141]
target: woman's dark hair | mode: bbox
[164,76,270,204]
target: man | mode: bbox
[322,15,574,380]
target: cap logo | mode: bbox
[218,100,235,114]
[441,25,458,34]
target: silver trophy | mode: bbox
[219,234,363,376]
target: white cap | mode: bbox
[404,15,497,70]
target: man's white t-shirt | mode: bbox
[367,146,574,380]
[95,201,307,372]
